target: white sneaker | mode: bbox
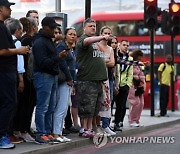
[21,133,35,142]
[104,127,116,136]
[95,127,111,137]
[129,123,139,127]
[56,137,65,143]
[104,131,111,137]
[138,123,144,127]
[62,136,71,142]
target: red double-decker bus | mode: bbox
[71,11,180,109]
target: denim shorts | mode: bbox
[76,81,103,118]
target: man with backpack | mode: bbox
[158,54,174,117]
[114,40,133,131]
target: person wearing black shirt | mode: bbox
[32,17,66,144]
[11,17,39,142]
[0,0,29,149]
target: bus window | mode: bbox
[137,25,149,36]
[136,21,149,36]
[73,20,165,37]
[118,24,130,35]
[72,21,138,37]
[155,27,163,35]
[117,21,136,36]
[73,22,83,37]
[96,21,119,36]
[138,27,149,35]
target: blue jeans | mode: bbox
[154,91,160,110]
[53,82,72,135]
[101,117,110,128]
[178,90,180,110]
[33,72,58,135]
[109,79,114,102]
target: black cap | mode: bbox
[0,0,15,7]
[41,17,58,29]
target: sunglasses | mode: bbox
[84,18,96,24]
[66,27,76,30]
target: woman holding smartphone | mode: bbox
[53,27,77,142]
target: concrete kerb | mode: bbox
[21,118,180,154]
[116,118,180,137]
[21,138,91,154]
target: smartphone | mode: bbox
[65,48,70,52]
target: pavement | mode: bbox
[1,109,180,154]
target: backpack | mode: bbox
[161,62,173,73]
[26,50,34,81]
[20,36,34,81]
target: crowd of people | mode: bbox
[0,0,176,150]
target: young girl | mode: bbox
[97,26,116,135]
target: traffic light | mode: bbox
[161,10,170,34]
[169,2,180,36]
[144,0,158,29]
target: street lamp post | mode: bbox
[47,0,67,33]
[85,0,91,19]
[56,0,61,12]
